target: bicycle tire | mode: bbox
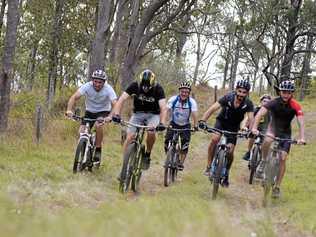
[262,150,279,206]
[131,145,145,192]
[249,146,260,184]
[73,138,87,174]
[212,149,226,200]
[164,147,174,187]
[119,143,137,193]
[171,152,179,182]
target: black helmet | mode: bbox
[92,69,107,81]
[260,94,271,102]
[139,69,156,92]
[278,80,295,92]
[179,81,191,91]
[236,79,251,91]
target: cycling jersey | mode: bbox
[167,95,198,126]
[125,82,165,114]
[78,81,117,113]
[264,97,303,136]
[216,92,254,130]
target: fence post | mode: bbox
[35,104,42,144]
[214,85,218,102]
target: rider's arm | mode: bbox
[252,106,268,131]
[66,90,82,113]
[159,98,168,125]
[246,111,254,129]
[201,102,221,121]
[111,92,130,115]
[296,115,305,142]
[192,111,198,127]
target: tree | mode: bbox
[0,0,20,132]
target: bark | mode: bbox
[0,0,19,133]
[279,0,303,80]
[46,0,65,110]
[88,0,112,77]
[229,37,241,90]
[0,0,6,38]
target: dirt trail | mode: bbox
[137,110,316,236]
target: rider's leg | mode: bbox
[256,135,273,178]
[95,121,104,148]
[123,132,136,153]
[146,130,156,153]
[226,144,235,170]
[207,133,221,168]
[277,151,288,187]
[243,138,254,161]
[164,127,173,153]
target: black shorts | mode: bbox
[82,110,110,128]
[275,133,292,153]
[164,122,191,154]
[214,119,238,145]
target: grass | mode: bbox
[1,94,316,236]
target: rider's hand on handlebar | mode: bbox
[198,120,207,130]
[65,110,73,119]
[156,123,166,131]
[112,114,121,123]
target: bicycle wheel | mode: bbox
[131,145,145,192]
[171,152,179,182]
[73,138,87,174]
[212,149,226,200]
[164,148,175,187]
[263,151,278,206]
[119,143,137,193]
[249,146,260,184]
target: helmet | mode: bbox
[236,79,251,91]
[139,69,156,89]
[278,80,295,92]
[179,81,191,91]
[92,69,107,81]
[260,94,271,102]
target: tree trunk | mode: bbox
[88,0,112,77]
[0,0,6,38]
[229,38,241,90]
[192,34,201,86]
[299,35,313,101]
[46,0,65,110]
[279,0,302,80]
[26,40,39,91]
[0,0,19,133]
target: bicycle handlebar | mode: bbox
[168,127,196,132]
[252,132,306,145]
[68,114,103,123]
[119,120,156,130]
[205,126,247,138]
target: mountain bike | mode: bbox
[71,115,103,173]
[163,127,194,187]
[205,126,246,200]
[248,133,264,184]
[262,136,304,207]
[117,120,153,193]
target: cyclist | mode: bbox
[111,69,167,170]
[242,94,272,161]
[198,79,254,187]
[251,80,305,198]
[164,81,198,171]
[66,69,117,166]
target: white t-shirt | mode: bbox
[167,95,198,126]
[78,81,117,113]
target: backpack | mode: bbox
[171,95,192,123]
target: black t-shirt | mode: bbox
[264,97,303,137]
[125,81,165,114]
[216,92,254,130]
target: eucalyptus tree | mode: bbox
[0,0,20,132]
[118,0,196,90]
[0,0,6,38]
